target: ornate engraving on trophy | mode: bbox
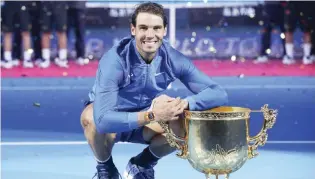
[207,144,245,168]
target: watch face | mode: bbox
[148,112,155,121]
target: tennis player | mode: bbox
[80,2,228,179]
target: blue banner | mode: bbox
[63,26,305,59]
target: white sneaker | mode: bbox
[254,56,268,64]
[54,57,69,68]
[282,55,296,65]
[23,60,34,68]
[37,59,50,68]
[76,57,89,66]
[303,56,313,65]
[35,58,42,66]
[1,60,13,69]
[12,59,20,66]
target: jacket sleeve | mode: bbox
[93,57,139,134]
[178,57,228,111]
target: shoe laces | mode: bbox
[140,168,154,179]
[92,165,123,179]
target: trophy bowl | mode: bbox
[158,104,277,179]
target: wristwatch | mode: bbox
[145,111,155,122]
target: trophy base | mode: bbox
[205,173,230,179]
[204,169,231,179]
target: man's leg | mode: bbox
[19,4,34,68]
[298,2,313,65]
[282,2,296,64]
[12,16,22,66]
[39,2,52,68]
[254,3,273,64]
[73,8,89,65]
[81,103,116,161]
[54,2,68,68]
[30,6,42,61]
[80,103,120,179]
[1,2,15,69]
[124,119,185,179]
[144,120,184,158]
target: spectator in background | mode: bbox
[29,1,42,65]
[282,1,313,65]
[11,12,22,67]
[254,1,286,64]
[13,1,42,67]
[67,1,89,66]
[38,1,68,68]
[1,1,33,69]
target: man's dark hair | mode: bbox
[131,2,168,27]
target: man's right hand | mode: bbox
[152,95,186,122]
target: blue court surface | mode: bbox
[1,76,315,179]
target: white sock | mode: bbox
[42,48,50,61]
[285,43,294,58]
[23,50,32,61]
[95,156,111,163]
[59,49,67,60]
[303,43,311,57]
[4,51,12,61]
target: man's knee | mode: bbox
[80,103,117,142]
[80,103,94,129]
[143,119,185,144]
[143,122,164,142]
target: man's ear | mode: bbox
[131,23,136,36]
[164,26,167,36]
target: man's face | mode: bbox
[131,12,167,56]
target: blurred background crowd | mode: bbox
[1,1,88,69]
[1,1,315,69]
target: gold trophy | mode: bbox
[158,104,277,179]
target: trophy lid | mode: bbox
[208,106,251,113]
[185,106,251,114]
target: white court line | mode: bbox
[1,141,315,146]
[2,85,315,91]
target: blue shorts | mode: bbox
[84,100,150,145]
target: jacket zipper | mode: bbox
[139,64,149,108]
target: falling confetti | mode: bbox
[88,55,94,60]
[266,49,271,55]
[62,72,68,76]
[231,55,236,61]
[33,102,40,107]
[239,74,244,78]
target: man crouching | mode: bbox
[80,2,228,179]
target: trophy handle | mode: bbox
[157,111,190,159]
[247,104,278,159]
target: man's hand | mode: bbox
[151,95,188,122]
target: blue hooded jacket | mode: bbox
[88,36,228,133]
